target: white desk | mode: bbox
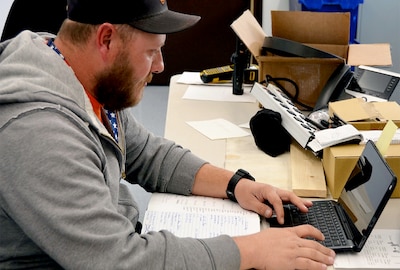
[164,75,293,189]
[165,76,259,168]
[164,74,400,268]
[165,74,399,228]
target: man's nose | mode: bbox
[152,52,164,74]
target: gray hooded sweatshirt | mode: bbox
[0,31,240,269]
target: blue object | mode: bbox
[299,0,364,44]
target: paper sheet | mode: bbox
[176,71,206,85]
[176,71,233,86]
[186,118,250,140]
[183,85,255,103]
[334,229,400,269]
[361,128,400,145]
[142,193,260,238]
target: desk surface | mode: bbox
[164,75,291,189]
[165,74,399,230]
[164,75,400,268]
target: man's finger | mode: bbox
[290,224,325,241]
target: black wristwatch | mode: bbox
[226,169,255,202]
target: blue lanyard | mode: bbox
[105,109,119,143]
[47,38,65,61]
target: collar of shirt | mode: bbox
[85,90,103,123]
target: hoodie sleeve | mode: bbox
[121,109,207,195]
[0,105,241,269]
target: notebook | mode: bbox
[267,140,397,252]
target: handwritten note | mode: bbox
[334,229,400,269]
[142,193,260,238]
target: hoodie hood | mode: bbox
[0,30,101,131]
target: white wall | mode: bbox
[0,0,14,36]
[262,0,290,36]
[358,0,400,73]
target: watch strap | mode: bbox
[226,169,255,202]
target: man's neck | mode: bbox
[53,38,99,98]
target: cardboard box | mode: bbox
[231,10,391,109]
[323,144,400,198]
[329,98,400,130]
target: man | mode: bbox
[0,0,335,269]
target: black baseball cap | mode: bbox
[67,0,201,34]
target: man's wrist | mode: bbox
[226,169,255,202]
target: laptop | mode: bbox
[267,140,397,252]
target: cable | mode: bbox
[261,75,314,111]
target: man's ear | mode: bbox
[96,23,117,60]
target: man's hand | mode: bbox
[234,225,335,270]
[234,180,313,224]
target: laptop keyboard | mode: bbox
[288,201,348,248]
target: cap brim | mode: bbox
[129,10,200,34]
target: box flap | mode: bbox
[329,98,400,122]
[329,98,372,122]
[231,10,392,67]
[372,102,400,121]
[348,44,392,66]
[231,10,266,58]
[330,144,363,158]
[386,145,400,157]
[271,11,350,45]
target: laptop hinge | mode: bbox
[334,204,354,240]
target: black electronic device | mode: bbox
[199,65,234,83]
[346,65,400,103]
[261,36,338,59]
[231,37,251,95]
[313,64,354,111]
[267,140,397,252]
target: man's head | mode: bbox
[59,0,200,111]
[66,0,200,34]
[92,26,162,110]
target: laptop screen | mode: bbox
[337,141,396,248]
